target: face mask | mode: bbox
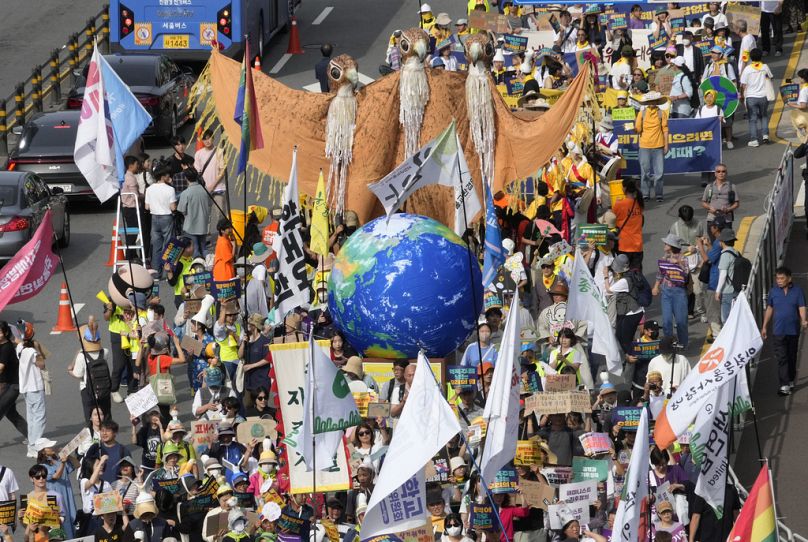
[147,310,155,322]
[601,401,614,412]
[260,464,273,474]
[209,468,222,478]
[683,39,691,46]
[226,497,238,508]
[447,527,462,537]
[234,523,246,533]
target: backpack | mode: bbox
[627,269,653,308]
[88,351,112,399]
[726,250,752,292]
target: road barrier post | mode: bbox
[50,49,61,105]
[86,18,96,57]
[101,6,111,52]
[14,84,25,128]
[69,33,80,86]
[32,66,43,113]
[0,99,7,156]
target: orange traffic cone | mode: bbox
[253,55,262,72]
[52,283,77,332]
[105,218,125,267]
[286,16,304,55]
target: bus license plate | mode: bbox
[163,35,189,49]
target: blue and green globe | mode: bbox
[328,213,483,359]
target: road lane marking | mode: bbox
[302,71,375,93]
[312,7,333,25]
[50,303,84,334]
[270,53,292,74]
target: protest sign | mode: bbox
[278,511,307,534]
[578,224,608,247]
[352,392,371,418]
[695,38,713,56]
[471,503,494,530]
[181,333,204,357]
[237,417,278,444]
[613,406,643,431]
[612,107,636,121]
[367,402,391,419]
[669,9,686,33]
[161,237,190,270]
[526,391,592,415]
[559,480,598,505]
[450,51,469,72]
[572,457,609,482]
[447,365,478,387]
[179,493,216,524]
[519,480,556,510]
[206,510,231,537]
[153,476,182,494]
[633,340,660,359]
[540,466,574,487]
[93,491,124,515]
[544,374,577,392]
[435,35,456,52]
[212,278,241,302]
[496,83,520,111]
[59,427,92,461]
[363,361,442,391]
[469,11,508,33]
[191,419,219,454]
[503,34,529,54]
[235,491,257,510]
[780,82,799,104]
[21,495,60,528]
[615,117,721,175]
[726,4,760,36]
[124,385,159,418]
[578,433,613,456]
[184,270,213,289]
[425,455,450,484]
[489,467,519,494]
[0,500,16,526]
[515,440,540,466]
[547,502,590,529]
[505,77,524,97]
[610,12,627,29]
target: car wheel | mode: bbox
[58,210,70,248]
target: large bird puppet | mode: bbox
[199,30,591,228]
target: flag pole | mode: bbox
[310,333,319,526]
[766,459,782,542]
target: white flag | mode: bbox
[73,45,118,203]
[450,132,483,237]
[274,148,311,317]
[301,334,360,471]
[566,249,622,375]
[654,294,761,449]
[692,371,751,519]
[361,352,461,539]
[611,407,649,542]
[480,289,522,484]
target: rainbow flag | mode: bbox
[234,40,264,175]
[727,465,777,542]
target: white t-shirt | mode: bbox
[740,64,773,98]
[798,85,808,106]
[17,344,44,394]
[0,465,19,500]
[555,26,578,53]
[647,353,692,394]
[80,478,113,514]
[610,60,632,89]
[738,34,757,74]
[145,182,177,216]
[702,12,728,29]
[696,104,723,119]
[72,349,110,391]
[761,0,781,13]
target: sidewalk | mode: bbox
[771,31,807,144]
[734,218,808,537]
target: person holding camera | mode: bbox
[701,164,739,231]
[647,336,691,396]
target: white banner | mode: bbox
[452,132,482,237]
[654,294,762,449]
[271,341,351,494]
[274,149,311,317]
[611,407,649,542]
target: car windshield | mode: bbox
[111,61,157,87]
[19,121,76,151]
[0,185,18,207]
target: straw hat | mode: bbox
[791,109,808,144]
[436,12,452,26]
[638,91,667,106]
[133,492,157,519]
[342,356,365,379]
[259,450,279,465]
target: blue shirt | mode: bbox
[460,343,498,368]
[707,239,722,291]
[768,284,806,336]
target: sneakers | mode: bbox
[778,385,792,396]
[111,391,124,404]
[700,315,708,323]
[748,140,760,147]
[656,197,664,202]
[763,135,770,143]
[26,450,38,459]
[726,140,734,149]
[775,51,783,57]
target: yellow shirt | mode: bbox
[524,196,548,220]
[543,161,565,212]
[635,106,669,149]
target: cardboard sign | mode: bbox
[544,374,578,392]
[471,503,494,530]
[726,4,761,36]
[59,427,92,462]
[212,278,241,302]
[633,340,660,359]
[93,491,124,515]
[425,455,451,484]
[780,82,800,104]
[0,500,16,527]
[612,107,636,121]
[366,402,391,419]
[21,495,60,528]
[526,391,592,415]
[572,457,609,482]
[124,385,159,418]
[578,224,608,246]
[578,433,613,456]
[547,502,590,529]
[503,33,529,54]
[515,440,541,466]
[489,467,519,494]
[181,333,204,357]
[653,67,677,97]
[469,11,508,33]
[191,419,220,454]
[540,466,574,487]
[205,510,230,537]
[161,237,190,270]
[613,406,643,431]
[519,479,556,510]
[559,480,598,504]
[237,417,278,444]
[447,365,478,387]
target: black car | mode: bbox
[67,54,195,140]
[6,110,143,199]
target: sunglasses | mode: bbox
[665,55,675,59]
[715,169,727,173]
[32,474,47,480]
[446,523,461,528]
[358,431,371,436]
[256,396,267,401]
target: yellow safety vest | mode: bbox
[217,322,241,363]
[173,256,194,297]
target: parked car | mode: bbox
[6,110,143,199]
[0,172,69,262]
[67,53,195,140]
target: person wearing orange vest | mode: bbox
[634,92,669,203]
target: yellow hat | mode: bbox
[617,90,629,99]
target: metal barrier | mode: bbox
[0,5,110,155]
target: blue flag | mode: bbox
[482,183,505,288]
[98,54,152,182]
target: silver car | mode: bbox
[0,172,69,262]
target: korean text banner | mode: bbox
[614,117,721,176]
[0,210,56,311]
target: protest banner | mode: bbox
[191,419,219,454]
[363,361,442,391]
[503,34,529,54]
[469,11,508,33]
[471,503,494,530]
[272,341,351,494]
[519,480,556,510]
[366,403,391,418]
[59,427,92,461]
[780,82,799,104]
[578,433,613,456]
[726,4,760,36]
[153,477,182,494]
[613,406,643,431]
[489,467,519,494]
[559,480,598,505]
[615,117,721,176]
[237,417,278,444]
[612,107,636,121]
[578,224,608,247]
[514,440,540,466]
[497,83,520,111]
[540,466,574,487]
[633,340,660,359]
[93,491,124,515]
[0,500,16,527]
[447,365,478,387]
[124,385,159,419]
[572,457,609,482]
[526,391,592,415]
[161,237,190,270]
[21,495,60,528]
[547,502,590,529]
[212,278,241,302]
[544,374,577,392]
[184,270,213,289]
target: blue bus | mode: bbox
[110,0,298,61]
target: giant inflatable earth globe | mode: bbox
[328,213,483,359]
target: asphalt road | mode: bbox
[0,1,803,538]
